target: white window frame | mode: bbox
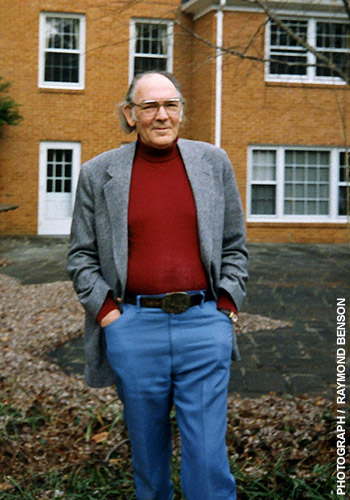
[247,145,349,223]
[129,18,173,82]
[265,15,350,85]
[38,12,86,90]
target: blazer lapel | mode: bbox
[178,139,213,272]
[103,142,136,292]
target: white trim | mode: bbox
[182,1,347,21]
[38,12,86,90]
[215,0,225,148]
[247,144,349,223]
[128,18,174,83]
[38,141,81,235]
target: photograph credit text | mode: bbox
[336,298,347,497]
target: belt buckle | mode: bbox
[161,292,191,314]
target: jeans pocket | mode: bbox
[103,304,133,335]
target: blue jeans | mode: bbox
[104,295,236,500]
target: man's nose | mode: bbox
[155,104,168,119]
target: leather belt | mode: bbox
[124,291,210,314]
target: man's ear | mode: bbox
[122,104,136,127]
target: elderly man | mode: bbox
[67,71,248,500]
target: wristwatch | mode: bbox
[219,308,238,324]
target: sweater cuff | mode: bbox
[217,289,238,315]
[97,294,119,325]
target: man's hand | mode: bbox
[100,308,121,327]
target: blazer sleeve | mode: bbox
[66,165,112,320]
[218,149,248,311]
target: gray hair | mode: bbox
[119,71,185,134]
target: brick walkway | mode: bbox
[1,236,349,400]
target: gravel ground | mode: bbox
[0,273,291,412]
[2,273,344,496]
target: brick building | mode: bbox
[0,0,349,242]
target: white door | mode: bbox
[38,142,81,234]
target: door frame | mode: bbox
[38,141,81,235]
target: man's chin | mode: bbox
[151,132,175,148]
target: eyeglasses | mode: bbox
[130,98,183,117]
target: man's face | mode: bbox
[123,74,183,149]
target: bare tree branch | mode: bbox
[175,9,345,76]
[250,0,350,85]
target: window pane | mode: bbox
[269,20,308,76]
[319,168,329,182]
[316,51,350,79]
[317,22,350,50]
[307,201,317,214]
[295,151,306,165]
[316,22,350,79]
[65,164,72,178]
[285,184,293,197]
[284,150,330,215]
[64,179,72,193]
[251,185,276,214]
[45,149,73,194]
[65,150,72,163]
[252,150,276,180]
[319,184,329,198]
[339,152,349,182]
[135,23,167,55]
[285,167,293,181]
[56,164,62,177]
[307,184,316,197]
[295,200,304,214]
[55,179,62,192]
[307,151,317,165]
[47,163,53,177]
[295,184,305,197]
[45,53,79,83]
[307,168,317,182]
[284,200,293,214]
[319,201,328,215]
[296,167,305,181]
[270,54,307,76]
[338,186,350,215]
[134,56,167,76]
[46,17,79,50]
[271,20,307,46]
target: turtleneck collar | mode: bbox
[136,136,179,162]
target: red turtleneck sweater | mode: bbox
[97,138,237,324]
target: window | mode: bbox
[39,13,86,89]
[267,18,350,83]
[129,19,173,80]
[247,146,350,222]
[269,20,308,77]
[284,150,330,216]
[46,149,73,194]
[250,150,276,215]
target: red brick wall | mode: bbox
[1,2,349,242]
[192,10,350,243]
[0,0,190,233]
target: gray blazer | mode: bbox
[67,139,248,388]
